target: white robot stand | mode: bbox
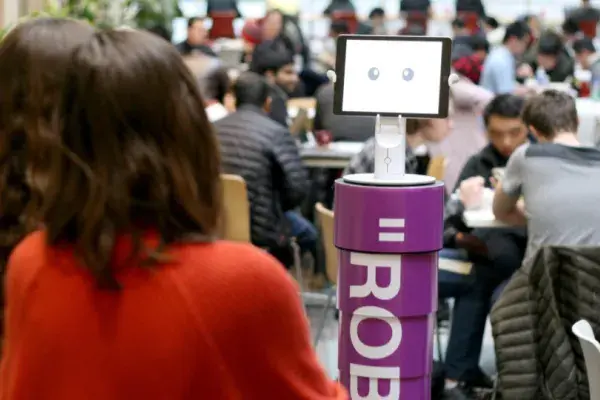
[330,46,458,399]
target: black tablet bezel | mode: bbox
[333,35,453,118]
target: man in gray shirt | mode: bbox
[494,90,600,265]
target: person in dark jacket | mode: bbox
[441,94,529,400]
[400,0,431,14]
[250,42,299,127]
[176,17,217,57]
[456,0,485,17]
[533,31,575,82]
[206,0,241,17]
[214,72,315,262]
[323,0,356,16]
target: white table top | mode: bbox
[463,209,509,228]
[300,141,364,168]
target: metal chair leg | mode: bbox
[435,316,444,362]
[290,239,306,309]
[314,286,335,347]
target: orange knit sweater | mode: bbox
[0,231,347,400]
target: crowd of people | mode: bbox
[0,0,600,399]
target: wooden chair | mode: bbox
[331,11,358,33]
[209,11,236,40]
[221,174,251,242]
[572,320,600,400]
[313,203,338,346]
[427,156,447,182]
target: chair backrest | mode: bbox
[572,319,600,400]
[427,156,446,181]
[221,174,251,242]
[209,11,236,39]
[315,203,338,284]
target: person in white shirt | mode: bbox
[199,66,231,122]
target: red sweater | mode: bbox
[0,231,347,400]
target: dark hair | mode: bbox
[521,90,578,138]
[0,18,95,264]
[199,66,230,104]
[369,7,385,19]
[484,16,499,30]
[234,72,270,108]
[537,31,564,56]
[249,41,294,75]
[330,20,350,35]
[573,37,596,54]
[503,21,530,43]
[562,18,580,35]
[187,17,203,28]
[470,34,490,52]
[452,18,465,29]
[483,94,525,126]
[146,25,171,41]
[41,29,222,288]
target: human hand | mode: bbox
[456,232,488,256]
[517,63,534,78]
[459,176,485,209]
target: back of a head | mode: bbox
[233,71,270,108]
[0,17,95,264]
[573,37,596,54]
[537,31,564,56]
[483,94,525,126]
[562,18,580,36]
[199,65,231,104]
[470,34,490,53]
[249,41,294,75]
[452,18,466,30]
[484,16,499,30]
[43,29,222,286]
[522,90,578,139]
[503,21,529,43]
[369,7,385,19]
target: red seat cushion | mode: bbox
[209,11,236,39]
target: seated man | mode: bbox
[494,90,600,264]
[213,72,316,264]
[198,65,231,123]
[573,37,600,79]
[443,94,529,400]
[481,21,531,94]
[313,82,374,143]
[344,116,452,176]
[532,31,575,82]
[176,17,217,57]
[250,42,299,127]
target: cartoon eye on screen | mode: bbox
[333,35,452,118]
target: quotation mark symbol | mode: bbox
[378,218,405,242]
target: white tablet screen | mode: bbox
[341,39,444,115]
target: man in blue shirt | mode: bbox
[480,21,530,94]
